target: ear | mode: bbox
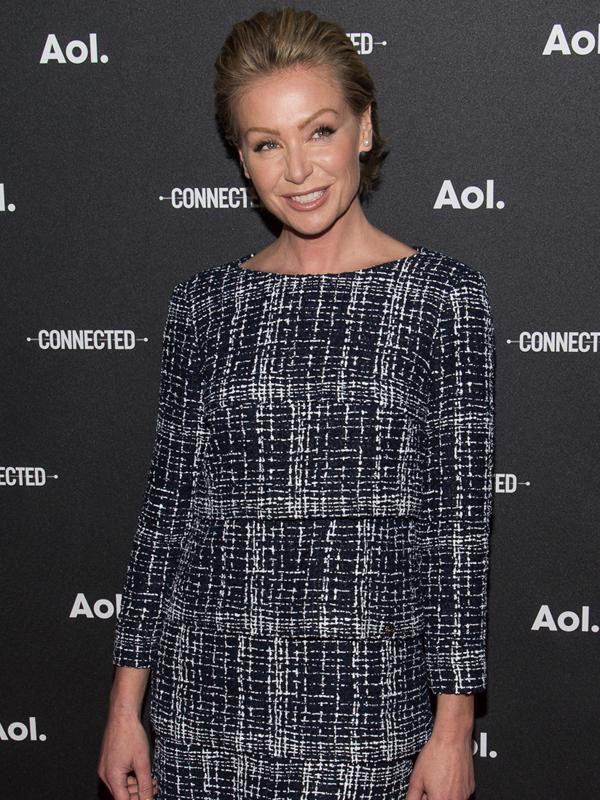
[359,104,373,153]
[237,147,250,179]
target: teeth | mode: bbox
[290,189,326,204]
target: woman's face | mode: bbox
[235,64,372,234]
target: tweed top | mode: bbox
[112,244,496,721]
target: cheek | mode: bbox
[319,141,359,175]
[249,157,281,187]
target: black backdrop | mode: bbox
[2,2,599,797]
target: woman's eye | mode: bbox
[312,125,336,139]
[253,139,278,153]
[252,125,336,153]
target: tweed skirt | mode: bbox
[149,515,433,798]
[152,736,417,799]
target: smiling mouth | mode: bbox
[286,187,328,204]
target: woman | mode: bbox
[98,7,495,800]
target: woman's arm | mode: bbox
[112,279,201,669]
[99,280,200,800]
[407,694,476,800]
[415,268,496,696]
[98,667,157,800]
[409,267,495,800]
[431,694,474,741]
[108,665,150,720]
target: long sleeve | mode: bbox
[112,279,201,669]
[415,270,496,694]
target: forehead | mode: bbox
[235,64,348,129]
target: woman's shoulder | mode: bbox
[357,231,489,291]
[170,244,489,302]
[416,245,490,294]
[175,252,251,291]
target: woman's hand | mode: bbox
[405,732,475,800]
[97,712,158,800]
[124,773,159,799]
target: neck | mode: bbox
[272,196,376,274]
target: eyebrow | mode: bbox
[245,107,339,137]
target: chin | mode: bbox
[286,216,337,236]
[280,201,341,227]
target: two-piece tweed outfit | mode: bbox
[112,245,496,799]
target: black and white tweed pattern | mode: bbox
[112,245,495,795]
[152,735,416,800]
[151,585,432,763]
[149,516,433,763]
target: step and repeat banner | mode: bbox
[2,2,599,798]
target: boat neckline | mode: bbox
[229,245,425,278]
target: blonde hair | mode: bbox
[214,6,388,202]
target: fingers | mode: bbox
[126,774,159,798]
[405,783,424,800]
[100,770,131,800]
[130,751,157,800]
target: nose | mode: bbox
[283,144,314,185]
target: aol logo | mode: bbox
[69,592,122,619]
[543,24,600,55]
[346,33,387,55]
[531,604,598,633]
[0,183,15,213]
[433,179,505,210]
[40,33,109,64]
[472,731,497,759]
[0,717,46,742]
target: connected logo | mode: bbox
[26,330,146,350]
[0,183,15,212]
[543,23,600,55]
[0,717,46,742]
[433,180,505,210]
[159,187,255,210]
[346,33,387,55]
[70,592,122,619]
[40,33,108,64]
[494,474,531,493]
[507,332,600,352]
[0,467,57,486]
[532,605,598,633]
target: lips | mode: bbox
[283,185,331,212]
[289,189,325,204]
[283,185,330,199]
